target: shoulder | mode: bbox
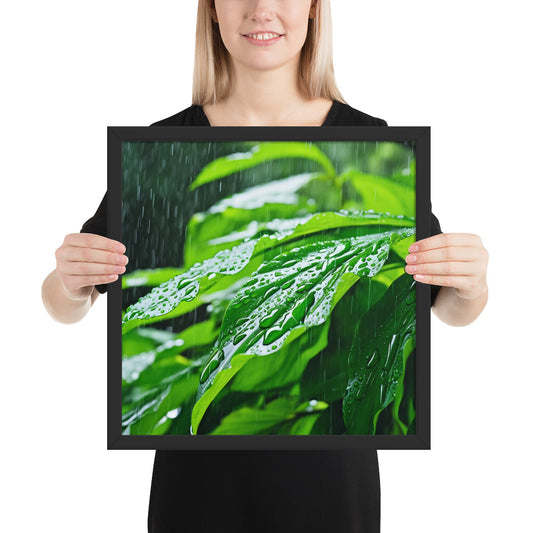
[150,105,209,127]
[329,101,388,127]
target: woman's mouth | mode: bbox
[243,32,284,46]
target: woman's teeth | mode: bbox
[246,33,281,40]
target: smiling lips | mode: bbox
[243,31,284,45]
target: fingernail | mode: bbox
[115,244,125,252]
[409,244,419,253]
[414,274,425,280]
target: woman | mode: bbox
[42,1,489,531]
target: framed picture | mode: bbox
[107,126,431,450]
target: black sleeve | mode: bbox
[80,192,108,294]
[429,206,443,306]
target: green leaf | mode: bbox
[121,237,266,334]
[229,319,331,392]
[122,211,414,334]
[390,337,416,434]
[189,142,336,191]
[299,276,389,407]
[391,232,416,262]
[122,267,184,288]
[121,320,220,436]
[191,229,415,434]
[122,320,219,389]
[185,213,314,268]
[184,172,343,266]
[122,327,176,358]
[208,397,328,435]
[289,414,321,435]
[373,336,416,436]
[196,172,331,215]
[342,273,416,434]
[122,365,200,435]
[342,169,415,217]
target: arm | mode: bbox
[41,233,128,324]
[42,270,100,324]
[404,233,489,327]
[431,284,488,327]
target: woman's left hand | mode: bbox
[404,233,489,300]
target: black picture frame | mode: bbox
[107,126,431,450]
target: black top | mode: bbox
[149,99,387,128]
[81,101,442,533]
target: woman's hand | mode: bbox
[404,233,488,299]
[404,233,489,326]
[55,233,128,300]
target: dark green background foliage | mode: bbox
[121,140,416,437]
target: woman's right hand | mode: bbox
[55,233,128,300]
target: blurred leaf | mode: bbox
[122,320,220,415]
[208,397,328,435]
[122,365,200,435]
[190,142,336,191]
[122,327,176,358]
[123,319,218,384]
[342,170,415,217]
[185,172,343,265]
[289,414,321,435]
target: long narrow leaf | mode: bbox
[122,211,414,334]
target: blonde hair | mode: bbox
[192,0,347,105]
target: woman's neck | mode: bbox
[235,68,304,112]
[205,60,325,126]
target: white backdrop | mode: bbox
[1,1,531,532]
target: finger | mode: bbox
[60,260,127,276]
[62,273,120,292]
[410,273,473,289]
[405,246,481,265]
[411,273,484,297]
[64,233,126,253]
[409,233,483,252]
[59,246,129,266]
[405,260,480,277]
